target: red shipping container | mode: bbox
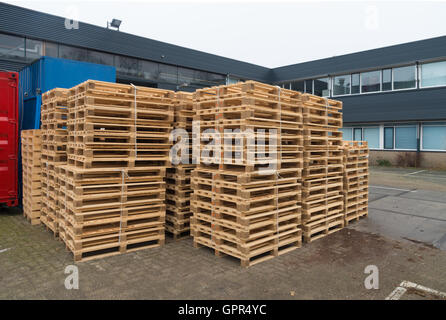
[0,71,18,207]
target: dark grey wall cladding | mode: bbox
[0,60,27,72]
[0,3,271,81]
[341,87,446,123]
[271,37,446,82]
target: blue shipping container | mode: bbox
[17,56,115,204]
[19,56,116,131]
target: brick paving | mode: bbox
[1,206,445,300]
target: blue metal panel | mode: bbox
[41,56,116,93]
[18,56,116,131]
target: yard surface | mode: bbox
[0,166,445,300]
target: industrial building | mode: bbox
[0,2,445,168]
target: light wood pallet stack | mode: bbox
[21,129,42,225]
[40,88,69,235]
[190,81,303,267]
[342,141,369,225]
[54,80,174,262]
[301,94,345,243]
[166,92,195,240]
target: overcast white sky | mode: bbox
[4,0,446,67]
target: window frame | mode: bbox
[360,70,382,94]
[362,126,381,150]
[393,125,418,151]
[420,123,446,152]
[341,127,354,141]
[332,74,351,97]
[419,60,446,89]
[391,64,417,91]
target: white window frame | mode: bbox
[332,74,352,97]
[393,125,418,151]
[362,126,381,150]
[392,65,417,91]
[419,60,446,89]
[340,127,354,141]
[420,123,446,152]
[382,68,392,92]
[360,70,382,94]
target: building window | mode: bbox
[361,70,381,93]
[0,33,25,59]
[382,69,392,91]
[159,63,178,84]
[25,39,43,60]
[340,128,353,141]
[393,65,416,90]
[363,127,380,149]
[421,60,446,88]
[384,127,394,149]
[351,73,360,94]
[290,80,304,92]
[45,42,58,57]
[354,128,363,141]
[87,50,114,66]
[422,123,446,151]
[115,55,140,77]
[333,75,350,96]
[304,80,313,94]
[314,78,329,96]
[395,126,417,150]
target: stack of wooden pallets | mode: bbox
[40,89,69,235]
[190,81,303,267]
[54,80,174,262]
[166,92,195,240]
[21,129,42,225]
[301,94,345,243]
[342,141,369,225]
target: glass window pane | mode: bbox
[354,128,362,141]
[0,34,25,59]
[290,80,304,92]
[159,64,177,84]
[395,126,417,150]
[363,127,380,149]
[87,50,114,65]
[140,60,159,81]
[340,128,353,141]
[333,75,350,96]
[382,69,392,91]
[421,61,446,87]
[115,55,139,77]
[384,127,394,149]
[25,39,43,60]
[351,73,360,94]
[227,77,239,85]
[178,67,195,86]
[422,125,446,150]
[45,42,58,57]
[59,44,88,61]
[314,78,329,96]
[305,80,313,94]
[361,70,381,93]
[393,65,416,90]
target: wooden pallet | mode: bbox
[21,129,43,224]
[302,214,345,243]
[342,141,369,226]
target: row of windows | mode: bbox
[279,60,446,97]
[0,33,43,60]
[0,32,227,89]
[340,123,446,151]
